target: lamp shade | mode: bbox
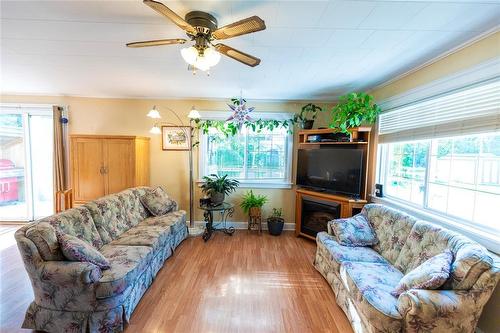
[147,106,161,119]
[188,107,201,119]
[149,125,161,135]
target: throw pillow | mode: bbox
[140,186,176,216]
[329,214,378,247]
[57,232,110,270]
[392,249,453,297]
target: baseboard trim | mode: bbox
[193,220,295,231]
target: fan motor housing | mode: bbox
[185,11,218,34]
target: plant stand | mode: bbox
[199,202,235,242]
[247,207,262,233]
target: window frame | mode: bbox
[377,133,500,237]
[197,111,294,189]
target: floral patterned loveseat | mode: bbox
[315,204,499,333]
[15,186,188,333]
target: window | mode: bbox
[379,132,500,233]
[0,106,54,221]
[199,112,293,188]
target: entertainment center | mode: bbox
[294,127,372,240]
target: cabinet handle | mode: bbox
[100,166,105,174]
[104,167,108,174]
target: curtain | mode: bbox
[53,105,67,193]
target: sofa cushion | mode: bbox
[392,250,453,296]
[84,194,130,244]
[317,232,388,276]
[110,225,170,252]
[115,187,151,228]
[140,186,177,216]
[363,204,416,265]
[329,214,378,247]
[58,233,111,270]
[25,222,64,261]
[341,262,403,331]
[139,210,186,235]
[96,245,153,298]
[394,221,452,274]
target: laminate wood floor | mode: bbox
[0,226,352,333]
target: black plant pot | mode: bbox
[267,218,284,236]
[302,120,314,129]
[210,192,225,206]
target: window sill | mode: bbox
[196,180,293,190]
[370,195,500,254]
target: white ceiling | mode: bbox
[1,0,499,101]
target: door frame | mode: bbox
[0,104,54,222]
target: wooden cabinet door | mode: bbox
[71,137,105,202]
[103,138,135,194]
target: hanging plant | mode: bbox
[194,97,295,139]
[330,92,381,133]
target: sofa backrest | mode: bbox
[362,204,417,265]
[394,220,495,289]
[83,186,153,244]
[24,206,103,260]
[115,187,151,227]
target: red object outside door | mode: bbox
[0,159,20,203]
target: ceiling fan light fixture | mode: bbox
[181,46,221,72]
[147,106,161,119]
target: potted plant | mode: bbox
[240,190,268,218]
[267,208,284,236]
[330,92,381,133]
[201,174,239,205]
[294,103,323,129]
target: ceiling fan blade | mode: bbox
[212,16,266,40]
[215,44,261,67]
[143,0,196,35]
[126,38,187,48]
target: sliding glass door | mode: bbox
[0,107,54,221]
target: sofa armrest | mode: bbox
[326,220,336,236]
[398,289,487,332]
[40,261,102,285]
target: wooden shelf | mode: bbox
[299,141,368,145]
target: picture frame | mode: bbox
[161,126,191,151]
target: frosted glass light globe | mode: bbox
[181,46,198,65]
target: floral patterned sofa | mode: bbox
[15,186,188,333]
[315,204,499,333]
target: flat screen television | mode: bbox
[297,148,364,197]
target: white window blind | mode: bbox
[378,78,500,143]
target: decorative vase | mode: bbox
[210,192,225,206]
[267,217,284,236]
[302,120,314,129]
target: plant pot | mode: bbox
[302,120,314,129]
[249,207,262,218]
[210,192,225,206]
[267,217,284,236]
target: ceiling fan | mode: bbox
[127,0,266,73]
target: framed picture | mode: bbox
[161,126,191,151]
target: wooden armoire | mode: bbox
[70,135,150,205]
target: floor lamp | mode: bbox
[148,105,203,236]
